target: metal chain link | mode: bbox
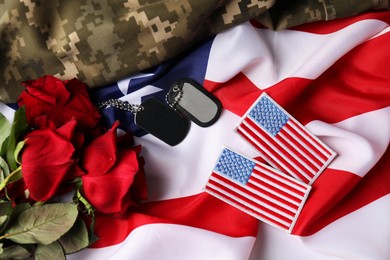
[98,85,183,114]
[165,85,183,109]
[96,99,143,114]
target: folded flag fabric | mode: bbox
[204,147,311,233]
[236,93,336,184]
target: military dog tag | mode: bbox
[166,78,222,127]
[134,98,190,146]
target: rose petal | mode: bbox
[20,75,70,105]
[81,122,119,176]
[82,148,139,214]
[56,119,77,140]
[131,156,148,201]
[65,79,100,115]
[33,115,57,129]
[22,124,80,201]
[18,91,53,127]
[18,76,101,134]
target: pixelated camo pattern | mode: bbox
[214,148,255,185]
[1,0,388,102]
[249,95,289,136]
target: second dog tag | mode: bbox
[134,98,190,146]
[166,78,222,127]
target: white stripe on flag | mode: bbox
[69,223,257,260]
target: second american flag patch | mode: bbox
[204,147,311,233]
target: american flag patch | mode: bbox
[236,93,336,184]
[204,147,311,233]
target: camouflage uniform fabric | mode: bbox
[0,0,388,102]
[258,0,390,30]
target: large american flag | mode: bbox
[204,147,311,233]
[236,93,336,184]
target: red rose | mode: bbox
[17,75,101,134]
[22,119,85,201]
[81,122,147,214]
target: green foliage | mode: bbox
[0,203,90,259]
[1,107,28,171]
[0,244,31,259]
[3,203,78,245]
[0,166,22,192]
[59,216,90,254]
[0,113,11,156]
[35,241,66,260]
[0,201,12,233]
[0,108,95,259]
[0,156,10,181]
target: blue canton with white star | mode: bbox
[248,95,289,136]
[214,149,255,185]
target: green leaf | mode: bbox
[35,241,65,260]
[13,141,26,166]
[0,138,9,165]
[0,113,11,156]
[5,107,28,171]
[4,202,31,229]
[0,201,12,233]
[3,203,78,245]
[0,157,9,184]
[59,216,89,254]
[10,202,31,217]
[75,181,94,216]
[0,216,8,232]
[74,180,99,244]
[0,244,31,259]
[0,166,22,192]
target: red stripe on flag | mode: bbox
[252,167,307,200]
[238,118,313,182]
[89,193,259,248]
[249,174,304,205]
[205,175,292,230]
[255,163,309,191]
[238,120,301,178]
[246,179,301,209]
[236,126,281,168]
[210,173,298,215]
[205,186,290,230]
[294,144,390,236]
[285,120,332,159]
[280,32,390,126]
[273,125,322,171]
[206,175,296,222]
[279,123,328,166]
